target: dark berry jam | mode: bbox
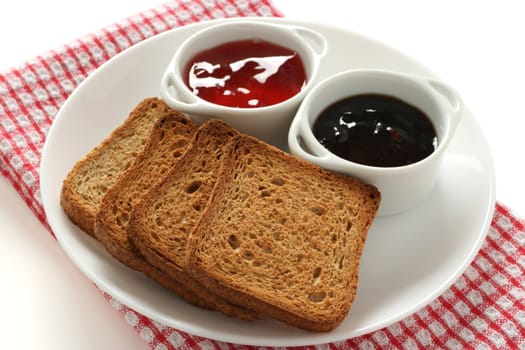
[313,94,437,167]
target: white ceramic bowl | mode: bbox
[160,20,327,147]
[288,69,464,216]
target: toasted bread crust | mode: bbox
[93,112,222,309]
[185,134,380,331]
[61,99,209,308]
[60,98,174,236]
[127,120,259,320]
[94,112,197,270]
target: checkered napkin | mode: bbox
[1,1,524,348]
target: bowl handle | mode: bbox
[288,116,334,167]
[290,26,328,59]
[160,71,216,115]
[426,78,464,132]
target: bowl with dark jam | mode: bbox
[288,69,464,216]
[160,20,327,146]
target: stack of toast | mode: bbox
[61,97,380,332]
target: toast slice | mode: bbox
[94,112,197,272]
[60,98,174,236]
[128,119,259,320]
[93,112,216,308]
[185,134,381,332]
[60,99,211,307]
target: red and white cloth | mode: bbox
[1,1,524,349]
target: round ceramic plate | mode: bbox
[40,18,495,347]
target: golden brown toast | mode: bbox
[185,134,381,331]
[127,119,259,320]
[94,112,197,271]
[60,98,174,236]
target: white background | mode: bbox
[1,1,523,349]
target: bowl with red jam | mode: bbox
[288,69,464,216]
[160,20,327,146]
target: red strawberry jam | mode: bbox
[183,39,307,108]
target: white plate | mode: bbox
[40,18,496,347]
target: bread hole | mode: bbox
[275,198,283,204]
[243,250,254,261]
[331,234,337,243]
[171,139,188,149]
[159,130,165,140]
[253,260,262,267]
[227,235,240,250]
[338,255,345,270]
[246,170,255,178]
[192,202,201,211]
[313,267,322,282]
[247,157,254,165]
[185,181,201,194]
[260,190,271,198]
[346,221,353,231]
[277,217,286,225]
[308,291,326,303]
[309,206,326,216]
[270,177,285,186]
[173,150,182,158]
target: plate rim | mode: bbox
[40,17,496,347]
